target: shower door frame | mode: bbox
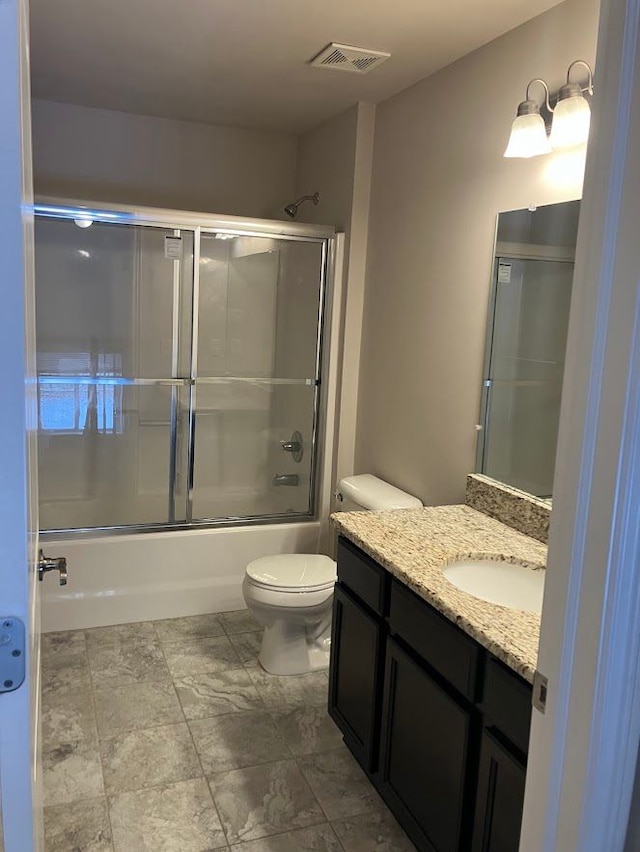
[35,198,338,539]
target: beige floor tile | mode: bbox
[41,631,88,691]
[42,662,92,696]
[162,635,240,678]
[228,630,262,667]
[270,705,343,756]
[218,609,261,636]
[247,668,329,708]
[332,809,417,851]
[229,823,342,851]
[189,709,290,773]
[297,747,382,821]
[44,796,112,851]
[43,739,104,807]
[88,638,170,689]
[42,630,87,667]
[109,778,226,851]
[85,622,157,648]
[174,668,263,720]
[42,683,97,747]
[209,759,324,845]
[100,723,202,794]
[153,613,224,643]
[94,680,184,736]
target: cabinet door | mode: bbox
[379,637,471,852]
[472,729,526,852]
[328,583,384,772]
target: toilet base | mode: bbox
[258,616,331,676]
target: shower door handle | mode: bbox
[38,550,68,586]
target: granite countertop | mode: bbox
[331,504,546,683]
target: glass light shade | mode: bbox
[504,113,552,158]
[549,94,591,149]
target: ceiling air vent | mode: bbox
[310,43,391,75]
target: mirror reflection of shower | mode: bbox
[477,199,580,501]
[284,192,320,218]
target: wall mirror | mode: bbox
[476,199,581,500]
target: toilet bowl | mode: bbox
[242,554,337,675]
[242,474,423,676]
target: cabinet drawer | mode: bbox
[389,579,480,701]
[481,657,532,756]
[337,537,388,616]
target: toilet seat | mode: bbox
[245,554,336,593]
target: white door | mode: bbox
[521,0,640,848]
[0,0,44,849]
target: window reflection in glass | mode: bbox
[38,353,124,434]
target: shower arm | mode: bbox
[284,192,320,217]
[294,193,319,207]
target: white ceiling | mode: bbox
[29,0,564,135]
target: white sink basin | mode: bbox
[443,559,544,613]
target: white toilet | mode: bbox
[242,475,422,675]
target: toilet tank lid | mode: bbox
[337,474,423,511]
[246,554,337,590]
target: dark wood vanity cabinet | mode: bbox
[472,657,531,852]
[328,583,384,772]
[328,536,389,771]
[379,637,473,851]
[329,536,533,852]
[472,729,527,852]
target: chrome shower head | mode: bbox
[283,192,320,218]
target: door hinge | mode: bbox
[533,669,548,714]
[0,617,26,693]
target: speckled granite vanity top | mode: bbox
[331,504,546,683]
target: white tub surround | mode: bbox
[40,522,320,632]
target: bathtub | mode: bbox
[40,521,322,632]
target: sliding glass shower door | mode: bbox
[35,216,194,530]
[191,233,323,520]
[34,208,328,533]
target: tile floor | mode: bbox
[41,609,416,851]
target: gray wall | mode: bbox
[31,100,298,218]
[355,0,600,506]
[294,106,360,232]
[294,103,376,502]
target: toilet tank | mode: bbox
[336,474,423,512]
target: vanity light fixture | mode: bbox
[504,78,552,158]
[504,60,594,158]
[549,60,594,149]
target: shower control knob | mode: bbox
[281,441,301,453]
[279,431,303,463]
